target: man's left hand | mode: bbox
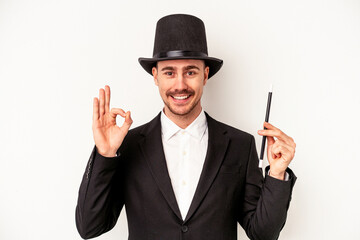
[258,122,296,180]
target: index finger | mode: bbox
[261,122,293,144]
[93,97,99,121]
[263,121,280,131]
[105,85,110,113]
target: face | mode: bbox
[152,59,209,118]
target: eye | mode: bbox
[187,71,195,76]
[164,71,173,76]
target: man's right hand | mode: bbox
[92,85,133,157]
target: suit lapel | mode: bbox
[138,113,182,221]
[184,113,230,223]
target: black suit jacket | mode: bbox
[76,112,296,240]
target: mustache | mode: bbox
[166,89,195,96]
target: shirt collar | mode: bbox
[160,109,208,141]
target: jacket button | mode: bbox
[181,225,188,233]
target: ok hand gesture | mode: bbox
[92,85,133,157]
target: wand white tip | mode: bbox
[269,84,273,92]
[258,159,263,168]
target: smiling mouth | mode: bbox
[171,95,190,100]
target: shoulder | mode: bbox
[118,113,161,150]
[128,112,161,136]
[127,122,148,136]
[123,117,156,141]
[205,112,255,143]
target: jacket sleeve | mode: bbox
[238,136,297,240]
[75,145,125,239]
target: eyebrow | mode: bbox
[160,65,201,71]
[184,65,200,71]
[160,66,175,71]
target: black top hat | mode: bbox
[138,14,223,79]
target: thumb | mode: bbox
[267,136,275,146]
[267,136,276,163]
[124,111,133,126]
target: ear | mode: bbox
[203,66,209,85]
[152,66,159,86]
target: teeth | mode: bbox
[173,95,189,100]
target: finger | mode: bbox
[110,109,133,130]
[266,136,275,146]
[263,121,280,131]
[265,136,276,161]
[270,140,294,162]
[110,108,126,118]
[259,129,296,148]
[271,144,292,163]
[99,88,105,117]
[124,111,133,126]
[258,127,292,146]
[258,128,283,138]
[93,97,99,121]
[263,122,292,141]
[267,142,282,162]
[105,85,110,113]
[272,140,292,155]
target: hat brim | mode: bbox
[138,56,223,79]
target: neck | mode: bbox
[163,104,202,129]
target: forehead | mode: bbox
[157,59,205,69]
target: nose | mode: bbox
[173,74,187,91]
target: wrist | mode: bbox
[96,147,117,157]
[269,170,286,180]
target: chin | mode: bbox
[169,108,192,116]
[168,103,199,117]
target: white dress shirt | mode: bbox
[160,110,208,220]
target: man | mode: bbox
[76,14,296,240]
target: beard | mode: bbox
[163,89,200,116]
[163,97,200,116]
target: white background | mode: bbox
[1,0,360,239]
